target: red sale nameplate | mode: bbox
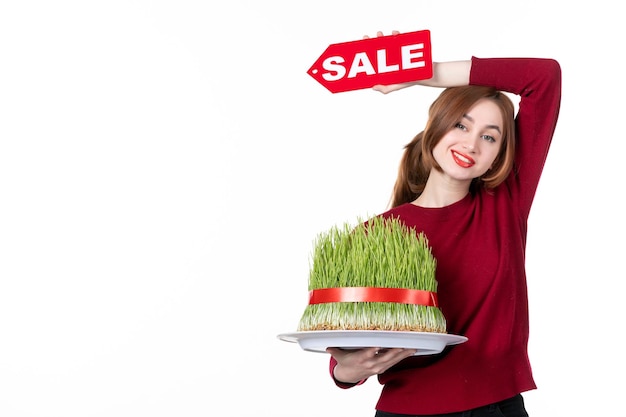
[307,30,433,93]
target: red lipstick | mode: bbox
[451,150,475,168]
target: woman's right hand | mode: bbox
[327,346,417,384]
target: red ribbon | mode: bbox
[308,287,438,307]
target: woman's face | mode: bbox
[432,98,504,183]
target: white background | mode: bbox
[0,1,623,416]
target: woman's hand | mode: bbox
[363,30,421,94]
[363,30,471,91]
[327,346,417,384]
[372,82,419,94]
[363,30,400,39]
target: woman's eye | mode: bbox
[482,135,496,143]
[455,123,467,131]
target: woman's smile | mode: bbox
[451,150,475,168]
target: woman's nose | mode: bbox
[462,137,480,152]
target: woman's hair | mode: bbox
[389,85,516,208]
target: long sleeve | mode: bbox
[470,57,562,218]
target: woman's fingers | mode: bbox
[364,30,400,40]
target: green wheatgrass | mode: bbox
[297,215,446,333]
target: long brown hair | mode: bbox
[389,85,516,208]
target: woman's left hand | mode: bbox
[364,30,420,94]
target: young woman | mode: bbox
[326,34,562,417]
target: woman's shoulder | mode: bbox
[379,202,417,217]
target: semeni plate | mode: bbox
[277,330,467,356]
